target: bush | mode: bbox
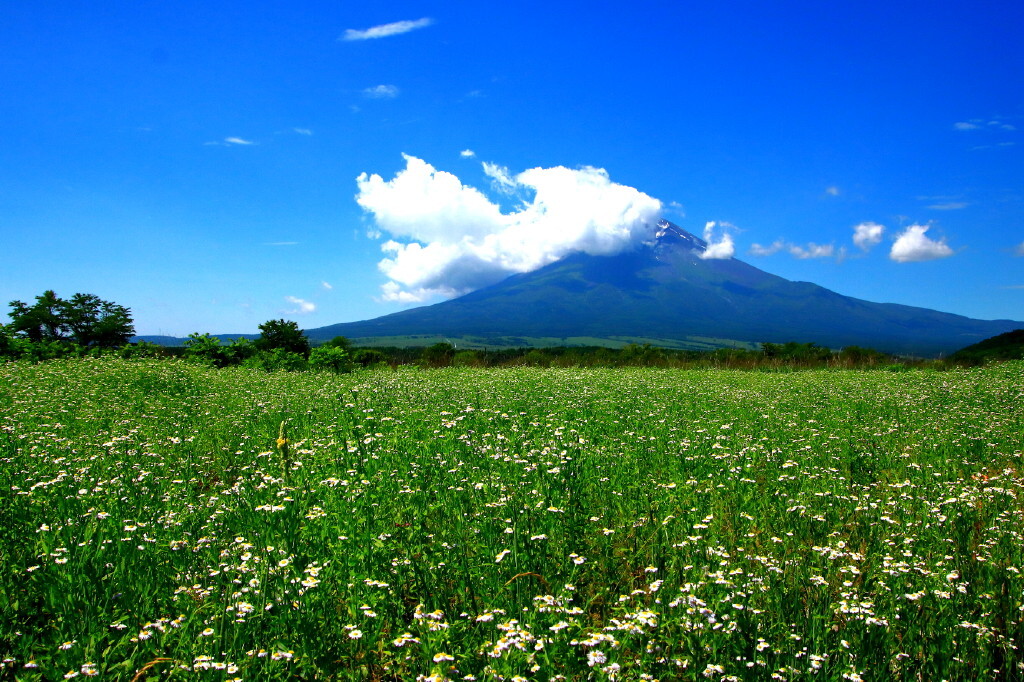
[308,345,354,373]
[243,349,308,372]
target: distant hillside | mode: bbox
[950,329,1024,363]
[306,221,1024,357]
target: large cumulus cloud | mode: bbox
[356,155,662,301]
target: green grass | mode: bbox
[2,359,1023,680]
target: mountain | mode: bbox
[309,221,1023,356]
[949,329,1024,363]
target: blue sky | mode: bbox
[2,1,1022,336]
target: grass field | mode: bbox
[2,359,1023,680]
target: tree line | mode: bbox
[3,290,1006,370]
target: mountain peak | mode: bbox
[651,219,708,254]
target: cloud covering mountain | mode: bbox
[356,155,663,301]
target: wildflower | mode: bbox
[587,650,607,667]
[495,549,511,563]
[349,629,363,639]
[200,628,215,636]
[59,641,76,650]
[433,652,455,663]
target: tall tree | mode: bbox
[7,290,134,348]
[255,319,310,356]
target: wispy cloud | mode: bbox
[954,116,1011,133]
[698,222,735,260]
[788,243,843,260]
[852,222,885,251]
[341,18,433,41]
[750,239,844,260]
[321,281,333,290]
[482,162,516,193]
[292,128,313,136]
[890,225,954,263]
[825,186,840,197]
[927,201,968,210]
[205,136,258,147]
[749,240,785,257]
[1014,241,1024,257]
[460,149,476,158]
[363,84,399,99]
[284,296,316,314]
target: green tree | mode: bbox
[308,345,354,373]
[184,333,230,367]
[255,319,311,357]
[8,290,68,343]
[8,290,134,348]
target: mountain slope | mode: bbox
[308,222,1024,356]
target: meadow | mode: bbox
[1,358,1023,681]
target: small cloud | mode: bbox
[1014,241,1024,257]
[698,221,735,260]
[927,201,968,210]
[666,201,686,217]
[460,149,476,158]
[788,243,839,260]
[890,225,954,263]
[482,161,516,193]
[264,241,299,246]
[284,296,316,314]
[852,222,885,251]
[749,240,785,257]
[293,128,313,136]
[1003,284,1024,290]
[954,121,981,131]
[825,186,840,197]
[341,17,433,41]
[225,137,256,145]
[321,281,333,290]
[363,84,399,99]
[750,238,845,261]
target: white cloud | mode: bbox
[293,128,313,135]
[890,225,954,263]
[927,201,968,210]
[460,149,476,158]
[482,162,516,193]
[1014,241,1024,257]
[698,221,735,260]
[321,281,333,290]
[788,243,839,260]
[284,296,316,314]
[341,17,433,41]
[750,238,845,261]
[852,222,885,251]
[356,155,662,301]
[749,240,785,257]
[363,84,399,99]
[954,121,981,131]
[825,186,840,196]
[225,137,256,145]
